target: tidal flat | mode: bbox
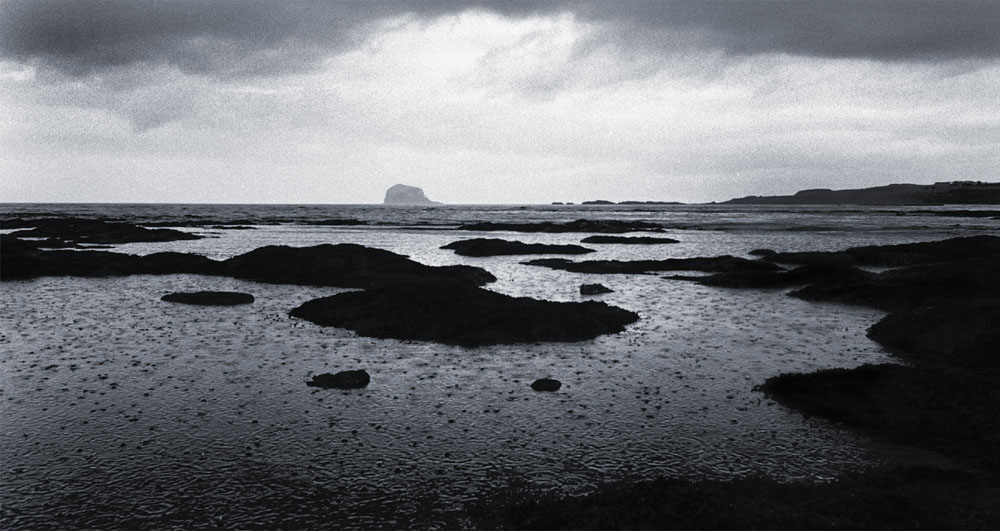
[2,204,998,529]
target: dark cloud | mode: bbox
[585,0,1000,62]
[2,0,998,78]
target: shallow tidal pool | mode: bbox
[2,227,912,529]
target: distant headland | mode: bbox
[722,181,1000,206]
[383,184,441,205]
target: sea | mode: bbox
[2,203,998,529]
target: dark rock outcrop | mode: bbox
[458,219,663,233]
[530,378,562,391]
[525,256,781,275]
[161,291,255,306]
[289,280,639,347]
[727,235,1000,477]
[1,238,496,288]
[441,238,595,257]
[220,244,495,288]
[580,283,613,295]
[5,217,201,244]
[383,184,440,205]
[0,236,219,280]
[748,249,776,256]
[580,235,679,244]
[306,370,371,389]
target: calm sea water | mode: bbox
[1,204,997,529]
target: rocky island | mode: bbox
[383,184,441,205]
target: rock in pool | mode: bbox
[289,279,639,347]
[160,291,255,306]
[580,283,613,295]
[531,378,562,391]
[306,370,371,389]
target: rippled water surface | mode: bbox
[1,204,996,529]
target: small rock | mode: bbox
[580,283,613,295]
[748,249,776,256]
[306,370,371,389]
[531,378,562,392]
[161,291,255,306]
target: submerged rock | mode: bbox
[441,238,595,257]
[161,291,255,306]
[580,235,679,245]
[530,378,562,391]
[289,280,639,347]
[306,370,371,389]
[669,264,872,289]
[580,283,613,295]
[458,219,663,233]
[526,256,781,275]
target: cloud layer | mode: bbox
[1,1,998,203]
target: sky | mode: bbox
[1,0,998,204]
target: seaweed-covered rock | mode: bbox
[525,256,781,275]
[580,236,679,245]
[580,283,613,295]
[458,219,663,233]
[161,291,255,306]
[530,378,562,391]
[289,280,639,347]
[441,238,595,257]
[867,301,1000,368]
[306,370,371,389]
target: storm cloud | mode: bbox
[3,0,999,79]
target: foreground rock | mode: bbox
[458,219,663,233]
[1,238,496,288]
[530,378,562,391]
[161,291,255,306]
[692,235,1000,479]
[580,235,679,244]
[526,256,781,275]
[5,217,201,244]
[580,283,613,295]
[504,465,1000,530]
[306,370,371,389]
[441,238,594,257]
[289,280,639,347]
[758,364,1000,475]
